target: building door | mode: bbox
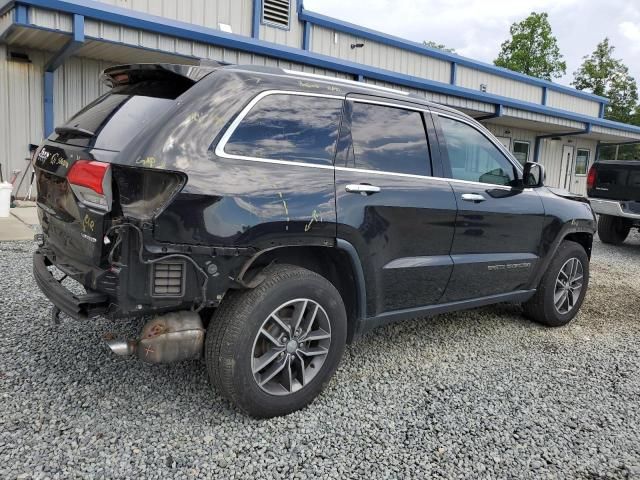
[559,145,574,191]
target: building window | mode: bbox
[262,0,291,29]
[225,94,343,165]
[349,102,432,176]
[575,148,590,175]
[512,140,530,165]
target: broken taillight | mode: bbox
[586,165,597,191]
[67,160,112,210]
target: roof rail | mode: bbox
[282,69,410,96]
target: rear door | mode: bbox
[432,111,545,302]
[335,95,457,316]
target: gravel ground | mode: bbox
[1,233,639,479]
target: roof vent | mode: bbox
[262,0,291,29]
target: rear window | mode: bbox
[51,81,184,151]
[224,93,343,165]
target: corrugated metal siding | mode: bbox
[546,90,600,118]
[0,9,13,37]
[29,7,73,32]
[0,46,46,198]
[503,107,584,130]
[94,0,253,36]
[310,25,451,84]
[592,125,640,141]
[456,65,542,104]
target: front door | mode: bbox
[433,112,545,302]
[335,96,458,316]
[559,145,575,191]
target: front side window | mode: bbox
[439,116,517,186]
[513,140,530,165]
[575,148,590,175]
[349,102,432,176]
[225,94,343,165]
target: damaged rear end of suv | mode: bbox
[34,64,262,362]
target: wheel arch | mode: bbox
[235,240,367,343]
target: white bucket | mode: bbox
[0,182,12,217]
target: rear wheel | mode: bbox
[205,264,347,418]
[598,214,631,245]
[523,241,589,327]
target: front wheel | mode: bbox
[523,241,590,327]
[205,264,347,418]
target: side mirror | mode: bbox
[522,162,545,188]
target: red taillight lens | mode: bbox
[586,165,597,190]
[67,160,109,194]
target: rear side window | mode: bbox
[438,116,517,186]
[224,94,343,165]
[348,102,431,176]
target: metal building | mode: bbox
[1,0,639,198]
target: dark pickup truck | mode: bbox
[587,161,640,244]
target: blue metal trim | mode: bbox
[15,3,28,23]
[450,62,456,85]
[297,8,609,105]
[533,123,592,162]
[302,20,310,50]
[43,70,54,136]
[13,0,640,135]
[542,86,547,105]
[599,102,605,118]
[44,13,84,71]
[251,0,260,39]
[476,104,502,122]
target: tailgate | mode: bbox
[35,63,205,266]
[588,161,640,201]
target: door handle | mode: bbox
[345,184,381,195]
[461,193,486,202]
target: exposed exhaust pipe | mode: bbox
[105,311,205,364]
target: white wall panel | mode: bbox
[94,0,254,36]
[29,7,73,32]
[547,90,600,118]
[0,9,14,37]
[310,25,451,84]
[259,0,303,48]
[0,46,46,198]
[457,65,542,104]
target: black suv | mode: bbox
[33,64,596,417]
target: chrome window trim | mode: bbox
[215,89,345,164]
[214,90,532,192]
[348,97,429,113]
[433,111,524,175]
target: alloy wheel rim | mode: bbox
[554,257,584,315]
[251,298,331,396]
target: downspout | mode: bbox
[533,123,592,163]
[43,14,85,137]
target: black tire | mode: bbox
[598,214,631,245]
[205,264,347,418]
[523,241,589,327]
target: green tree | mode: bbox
[572,38,638,124]
[494,12,566,80]
[423,41,456,54]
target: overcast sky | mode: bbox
[305,0,640,87]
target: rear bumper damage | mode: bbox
[590,198,640,220]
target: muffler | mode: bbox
[105,311,205,363]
